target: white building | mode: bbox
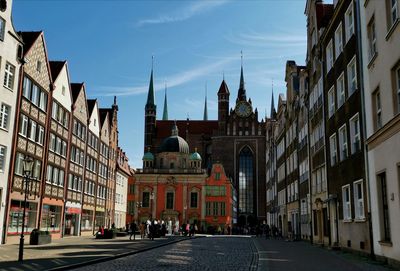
[115,147,130,229]
[360,0,400,266]
[0,0,23,244]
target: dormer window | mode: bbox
[94,119,96,127]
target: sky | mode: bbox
[12,0,307,169]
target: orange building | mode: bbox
[129,123,236,232]
[204,164,237,232]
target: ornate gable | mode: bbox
[73,86,88,124]
[24,33,51,92]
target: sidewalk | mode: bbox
[0,234,187,271]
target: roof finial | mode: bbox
[172,119,179,136]
[151,55,154,70]
[241,50,243,67]
[146,56,155,107]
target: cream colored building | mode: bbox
[115,147,130,229]
[0,0,23,244]
[360,0,400,266]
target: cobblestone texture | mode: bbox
[72,236,255,271]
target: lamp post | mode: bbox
[18,155,34,262]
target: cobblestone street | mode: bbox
[71,236,393,271]
[72,236,257,271]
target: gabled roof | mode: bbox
[316,3,334,29]
[19,31,42,56]
[49,61,66,82]
[218,80,230,94]
[99,108,110,127]
[70,83,84,103]
[87,99,97,115]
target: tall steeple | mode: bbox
[237,51,246,102]
[162,83,168,120]
[144,56,157,153]
[270,81,276,119]
[203,83,208,121]
[146,56,155,107]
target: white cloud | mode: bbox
[225,30,307,48]
[97,58,233,97]
[136,1,229,27]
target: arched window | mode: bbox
[239,146,254,214]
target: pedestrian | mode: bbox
[185,221,190,237]
[265,224,270,239]
[129,221,137,240]
[140,222,146,239]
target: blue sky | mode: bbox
[12,0,307,168]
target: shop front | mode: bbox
[81,208,94,235]
[64,202,81,236]
[40,204,62,238]
[8,200,38,235]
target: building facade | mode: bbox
[360,0,400,265]
[0,0,23,244]
[115,147,130,229]
[143,62,266,226]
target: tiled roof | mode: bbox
[87,99,97,115]
[217,80,230,94]
[316,3,334,29]
[155,120,218,139]
[19,31,42,56]
[49,61,65,82]
[99,108,109,126]
[70,83,84,103]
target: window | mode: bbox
[142,192,150,208]
[28,120,37,141]
[190,192,198,208]
[378,172,391,242]
[14,153,24,176]
[328,87,335,118]
[337,73,345,108]
[326,40,334,71]
[350,114,361,154]
[347,56,357,96]
[0,145,6,172]
[335,23,343,58]
[396,67,400,113]
[330,134,337,166]
[3,62,15,90]
[0,103,10,130]
[0,16,5,41]
[18,115,28,137]
[374,90,382,129]
[342,185,352,220]
[353,180,365,219]
[36,61,42,73]
[389,0,398,26]
[339,125,348,161]
[166,192,174,209]
[345,3,354,42]
[239,147,253,213]
[368,16,377,60]
[22,77,32,99]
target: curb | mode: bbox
[47,236,202,271]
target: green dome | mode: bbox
[190,151,202,161]
[142,151,154,161]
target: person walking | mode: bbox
[129,221,137,240]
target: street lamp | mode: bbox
[18,155,34,262]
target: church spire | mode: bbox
[270,80,276,119]
[162,83,168,120]
[237,51,246,102]
[203,83,208,121]
[146,56,155,107]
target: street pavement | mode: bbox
[71,236,257,271]
[0,234,186,271]
[72,236,393,271]
[253,237,392,271]
[0,235,393,271]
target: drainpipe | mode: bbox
[354,0,374,259]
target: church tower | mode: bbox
[144,63,156,153]
[217,79,230,135]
